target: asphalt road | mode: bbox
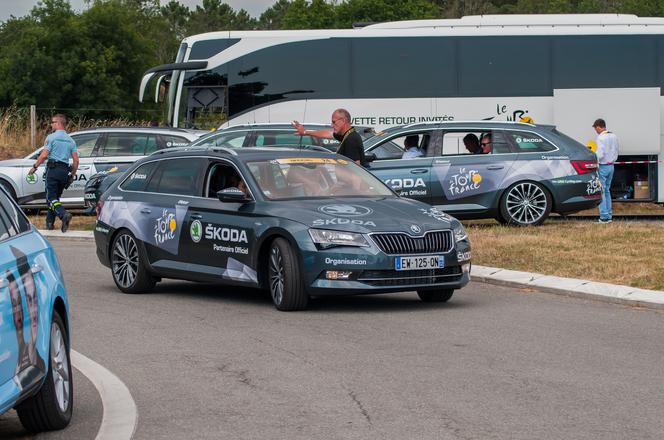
[9,239,664,439]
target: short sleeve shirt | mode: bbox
[334,128,366,166]
[44,130,77,164]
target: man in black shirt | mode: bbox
[292,108,366,166]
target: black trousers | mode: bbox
[45,162,68,222]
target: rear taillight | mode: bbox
[95,201,104,217]
[571,160,598,174]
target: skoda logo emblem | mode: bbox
[190,220,202,243]
[410,224,421,234]
[319,204,372,217]
[26,174,37,184]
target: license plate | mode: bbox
[395,255,444,271]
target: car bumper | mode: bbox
[301,242,471,296]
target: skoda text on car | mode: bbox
[364,121,600,226]
[0,127,204,209]
[94,147,471,311]
[0,186,73,432]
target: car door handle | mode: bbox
[0,278,7,289]
[487,165,504,170]
[31,264,43,274]
[410,169,428,174]
[191,214,203,220]
[140,208,151,214]
[78,165,91,171]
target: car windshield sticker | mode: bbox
[319,204,372,217]
[222,257,257,283]
[276,158,340,164]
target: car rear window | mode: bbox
[144,158,206,196]
[120,161,160,192]
[103,134,156,156]
[508,131,557,152]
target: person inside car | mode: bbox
[480,133,493,154]
[463,133,482,154]
[226,174,249,196]
[401,135,423,159]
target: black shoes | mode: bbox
[61,212,72,233]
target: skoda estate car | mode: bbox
[0,186,72,432]
[364,121,601,226]
[94,147,471,311]
[0,127,203,209]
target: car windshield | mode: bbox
[246,157,394,200]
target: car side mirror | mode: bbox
[216,187,251,203]
[365,153,376,163]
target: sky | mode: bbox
[0,0,278,22]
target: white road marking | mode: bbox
[71,350,137,440]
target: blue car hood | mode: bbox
[262,197,454,234]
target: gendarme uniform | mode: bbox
[43,130,77,225]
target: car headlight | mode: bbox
[452,223,468,242]
[309,229,369,249]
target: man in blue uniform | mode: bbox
[28,114,79,232]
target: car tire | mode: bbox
[499,181,552,226]
[268,237,309,311]
[0,179,17,200]
[16,311,73,433]
[417,289,454,302]
[111,230,156,294]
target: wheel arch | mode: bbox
[52,297,70,347]
[254,227,302,290]
[0,176,18,199]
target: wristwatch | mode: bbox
[32,163,38,170]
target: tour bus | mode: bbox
[139,14,664,202]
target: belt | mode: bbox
[48,160,69,166]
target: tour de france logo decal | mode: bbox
[190,220,202,243]
[449,168,483,196]
[26,173,37,184]
[154,209,177,245]
[318,204,373,217]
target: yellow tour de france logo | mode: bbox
[472,173,482,184]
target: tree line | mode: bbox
[1,0,663,120]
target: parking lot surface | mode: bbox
[36,240,664,439]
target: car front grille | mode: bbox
[357,267,462,287]
[370,230,453,255]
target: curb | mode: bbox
[38,230,664,310]
[472,265,664,310]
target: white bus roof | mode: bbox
[182,14,664,46]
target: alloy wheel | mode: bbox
[50,322,70,413]
[505,182,548,225]
[269,245,285,305]
[112,234,139,288]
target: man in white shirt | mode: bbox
[592,118,619,223]
[402,135,423,159]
